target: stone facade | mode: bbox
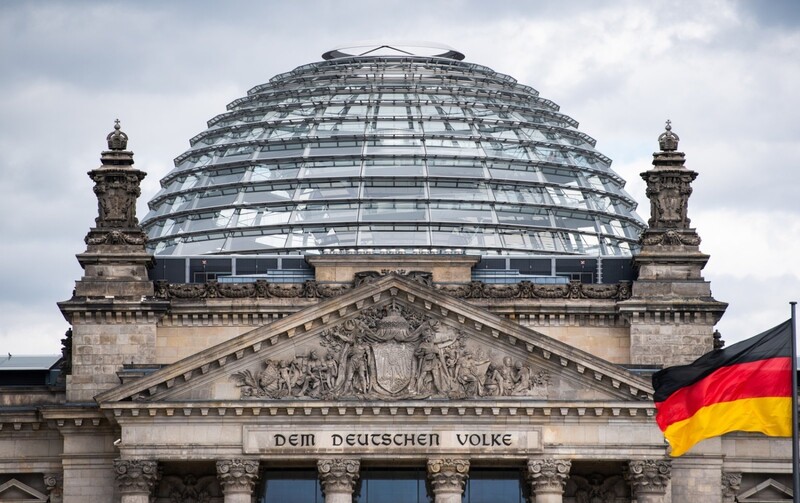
[0,123,790,503]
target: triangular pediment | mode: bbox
[0,479,48,502]
[738,478,793,502]
[97,274,653,406]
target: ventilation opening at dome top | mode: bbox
[321,42,466,60]
[140,48,646,259]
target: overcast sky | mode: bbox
[1,0,799,355]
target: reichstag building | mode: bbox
[0,43,791,503]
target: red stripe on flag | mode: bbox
[655,356,792,431]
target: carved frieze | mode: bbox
[640,229,701,247]
[318,459,360,494]
[570,474,627,503]
[427,458,470,494]
[527,459,571,494]
[231,301,550,400]
[216,459,259,494]
[154,276,632,301]
[114,459,160,494]
[624,460,671,495]
[354,269,433,287]
[158,474,221,503]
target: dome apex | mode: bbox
[322,41,465,60]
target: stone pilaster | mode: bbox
[619,122,726,366]
[721,472,742,503]
[43,473,63,503]
[427,459,469,503]
[114,459,160,503]
[624,459,671,503]
[526,459,570,503]
[318,458,360,503]
[216,459,260,503]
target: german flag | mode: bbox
[652,320,793,457]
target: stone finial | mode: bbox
[624,459,671,495]
[318,459,360,494]
[216,459,260,494]
[107,119,129,150]
[527,458,571,494]
[721,472,742,503]
[427,459,470,494]
[713,329,725,349]
[114,459,160,495]
[658,120,679,152]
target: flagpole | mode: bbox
[791,301,798,503]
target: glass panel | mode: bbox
[363,181,424,199]
[487,162,540,182]
[242,184,295,203]
[261,469,323,503]
[361,202,426,222]
[359,226,430,246]
[295,181,360,201]
[185,209,235,232]
[194,188,239,209]
[430,226,501,248]
[363,159,424,177]
[430,202,494,223]
[541,167,580,187]
[300,159,361,178]
[291,203,359,223]
[495,205,550,226]
[552,211,598,233]
[207,167,247,185]
[463,469,524,503]
[492,184,546,205]
[428,181,489,201]
[356,469,427,503]
[251,163,301,181]
[427,159,484,178]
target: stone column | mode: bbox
[318,458,360,503]
[216,459,260,503]
[114,459,160,503]
[526,459,570,503]
[721,472,742,503]
[43,473,63,503]
[624,459,671,503]
[427,459,469,503]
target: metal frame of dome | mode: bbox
[141,48,646,257]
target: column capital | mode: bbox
[526,458,571,494]
[721,472,742,503]
[624,459,671,495]
[216,459,260,494]
[114,459,160,495]
[427,458,470,494]
[43,473,63,503]
[318,458,361,494]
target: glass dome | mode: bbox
[141,46,646,256]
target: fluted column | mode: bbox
[114,459,160,503]
[318,459,360,503]
[427,459,469,503]
[216,459,260,503]
[526,459,570,503]
[624,460,671,503]
[43,473,63,503]
[721,472,742,503]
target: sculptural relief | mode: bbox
[231,301,550,400]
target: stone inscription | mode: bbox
[243,427,541,454]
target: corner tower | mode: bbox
[59,122,168,402]
[620,122,727,366]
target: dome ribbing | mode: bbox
[142,48,645,256]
